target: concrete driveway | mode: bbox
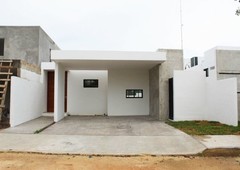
[0,116,206,155]
[41,116,186,136]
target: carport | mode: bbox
[51,50,166,122]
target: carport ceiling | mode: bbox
[51,50,166,70]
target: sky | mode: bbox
[1,0,240,58]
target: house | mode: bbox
[41,49,183,123]
[172,47,239,126]
[0,26,184,127]
[187,46,240,121]
[0,26,59,126]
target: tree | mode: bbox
[235,0,240,15]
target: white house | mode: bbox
[172,46,239,126]
[43,50,172,122]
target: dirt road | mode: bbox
[0,152,239,170]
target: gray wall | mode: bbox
[149,49,183,121]
[0,26,39,65]
[149,65,160,119]
[158,49,183,120]
[216,49,240,120]
[0,26,59,67]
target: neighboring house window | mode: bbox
[203,68,209,77]
[126,89,143,98]
[83,79,98,88]
[190,57,198,67]
[0,39,4,56]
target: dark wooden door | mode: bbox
[47,71,68,112]
[47,71,54,112]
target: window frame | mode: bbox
[126,89,143,99]
[83,79,99,88]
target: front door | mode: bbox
[47,71,54,112]
[47,71,68,112]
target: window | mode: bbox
[126,89,143,98]
[190,57,198,67]
[0,39,4,56]
[83,79,98,88]
[203,68,209,77]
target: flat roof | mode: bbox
[51,50,166,70]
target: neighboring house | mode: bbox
[187,47,240,121]
[0,26,59,126]
[174,46,240,126]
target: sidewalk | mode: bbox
[194,135,240,149]
[0,134,239,155]
[0,133,206,155]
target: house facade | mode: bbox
[172,46,239,126]
[41,50,183,123]
[186,46,240,121]
[0,26,183,127]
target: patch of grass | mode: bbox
[34,130,40,134]
[166,121,240,135]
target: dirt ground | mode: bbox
[0,153,239,170]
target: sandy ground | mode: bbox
[0,153,239,170]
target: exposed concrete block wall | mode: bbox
[149,65,160,119]
[0,26,59,68]
[158,49,183,121]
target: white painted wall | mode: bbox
[203,48,217,79]
[10,76,45,127]
[41,62,56,112]
[54,63,65,122]
[52,50,166,61]
[20,68,41,82]
[41,62,55,71]
[206,78,238,126]
[67,70,108,115]
[173,70,238,126]
[108,69,149,116]
[174,70,206,120]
